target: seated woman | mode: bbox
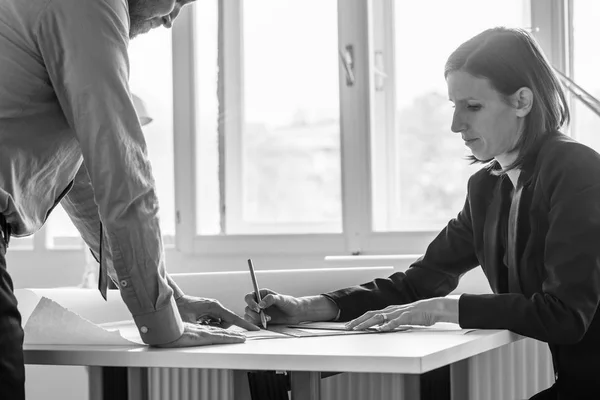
[243,27,600,400]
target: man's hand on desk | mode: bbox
[176,294,260,330]
[346,296,460,332]
[154,295,260,348]
[155,322,246,348]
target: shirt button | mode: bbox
[140,326,149,334]
[120,280,128,287]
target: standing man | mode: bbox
[0,0,258,397]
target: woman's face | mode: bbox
[447,70,525,165]
[128,0,192,39]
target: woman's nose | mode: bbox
[450,111,465,133]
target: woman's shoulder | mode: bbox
[537,132,600,173]
[535,131,600,190]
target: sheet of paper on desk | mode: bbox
[275,327,380,338]
[288,321,475,335]
[286,322,354,330]
[98,320,145,344]
[284,321,395,332]
[287,321,411,333]
[405,322,476,334]
[14,288,144,346]
[226,325,291,340]
[279,322,393,336]
[240,329,291,340]
[231,322,397,339]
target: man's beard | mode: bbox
[129,17,147,39]
[128,0,149,39]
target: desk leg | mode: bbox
[88,367,128,400]
[399,366,453,400]
[127,367,148,400]
[233,370,253,400]
[450,359,469,400]
[290,371,320,400]
[404,374,421,399]
[88,366,145,400]
[88,367,103,400]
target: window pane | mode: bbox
[372,0,530,232]
[129,28,176,239]
[238,0,341,234]
[46,205,81,248]
[8,235,33,250]
[195,0,221,235]
[571,1,600,151]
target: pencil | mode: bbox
[247,258,268,329]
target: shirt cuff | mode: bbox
[132,295,184,345]
[321,294,342,322]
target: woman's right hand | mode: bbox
[244,289,307,325]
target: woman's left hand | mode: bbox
[345,296,460,332]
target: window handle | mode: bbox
[339,45,355,86]
[374,51,387,91]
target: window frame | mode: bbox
[220,1,343,235]
[173,0,551,257]
[370,0,398,233]
[34,0,580,260]
[174,0,380,256]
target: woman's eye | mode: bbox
[467,104,481,111]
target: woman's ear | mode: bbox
[513,87,534,118]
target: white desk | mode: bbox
[24,327,524,400]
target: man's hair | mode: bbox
[444,27,570,173]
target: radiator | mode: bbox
[148,368,233,400]
[147,338,553,400]
[467,337,554,399]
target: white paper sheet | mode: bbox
[242,329,292,340]
[287,321,474,335]
[15,288,144,346]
